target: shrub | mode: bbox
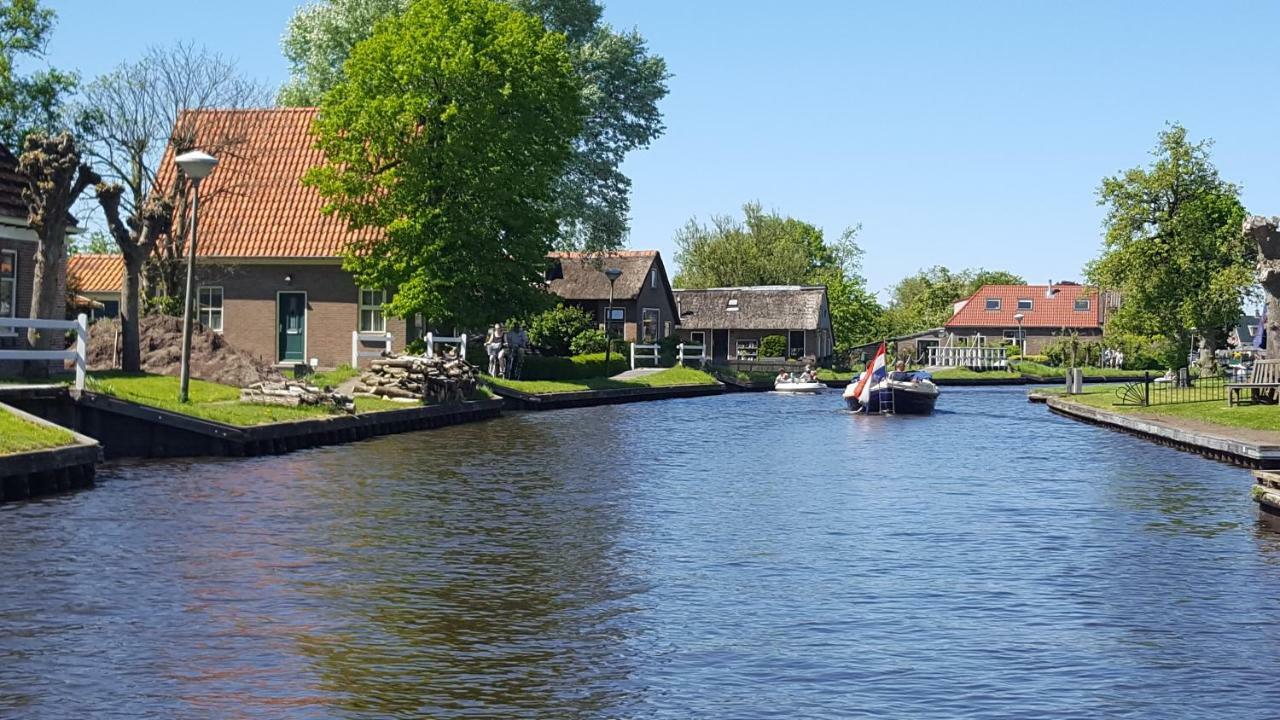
[570,328,608,355]
[659,335,680,364]
[521,352,630,380]
[1004,341,1022,359]
[528,304,596,357]
[760,334,787,358]
[1023,354,1050,365]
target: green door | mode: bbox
[278,292,307,362]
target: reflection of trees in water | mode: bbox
[289,414,645,718]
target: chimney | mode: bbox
[1045,279,1054,298]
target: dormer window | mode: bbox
[985,298,1001,311]
[1016,298,1033,311]
[1074,298,1091,312]
[727,298,739,312]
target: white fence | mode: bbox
[0,314,87,390]
[631,342,660,369]
[424,332,467,359]
[351,331,393,367]
[927,345,1007,369]
[677,342,706,365]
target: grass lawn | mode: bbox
[816,368,859,382]
[930,367,1024,381]
[1042,382,1280,433]
[1013,361,1152,379]
[486,366,718,395]
[300,365,361,388]
[0,411,75,455]
[88,372,422,426]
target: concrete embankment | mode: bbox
[0,401,100,502]
[488,382,723,410]
[1044,395,1280,469]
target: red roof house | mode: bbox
[945,283,1110,354]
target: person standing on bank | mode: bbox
[486,323,506,377]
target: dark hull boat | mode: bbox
[843,378,939,415]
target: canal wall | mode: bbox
[1045,396,1280,469]
[489,382,724,410]
[0,401,100,502]
[6,389,504,460]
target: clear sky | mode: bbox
[44,0,1280,298]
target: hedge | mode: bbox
[520,352,630,380]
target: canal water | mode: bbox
[2,387,1279,718]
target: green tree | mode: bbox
[1087,124,1250,369]
[673,202,882,352]
[304,0,584,329]
[71,230,112,255]
[528,303,595,356]
[279,0,668,253]
[0,0,75,149]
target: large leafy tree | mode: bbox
[304,0,584,328]
[0,0,75,149]
[880,266,1027,336]
[279,0,668,252]
[1087,124,1250,369]
[673,202,883,351]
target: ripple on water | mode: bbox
[0,387,1278,718]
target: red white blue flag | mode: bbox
[851,342,888,405]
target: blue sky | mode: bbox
[44,0,1280,298]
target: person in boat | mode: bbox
[888,359,915,382]
[801,364,815,382]
[776,368,791,384]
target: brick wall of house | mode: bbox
[947,327,1103,355]
[0,238,37,376]
[196,263,407,370]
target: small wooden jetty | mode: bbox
[488,382,723,410]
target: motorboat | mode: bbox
[842,371,939,415]
[774,379,825,393]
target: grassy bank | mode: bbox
[486,366,718,395]
[0,411,75,455]
[1040,383,1280,433]
[930,367,1023,381]
[88,373,415,427]
[1013,361,1152,379]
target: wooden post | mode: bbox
[351,330,358,368]
[426,332,434,358]
[630,342,636,370]
[74,313,87,391]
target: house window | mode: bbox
[1017,298,1033,310]
[641,308,659,343]
[985,298,1001,311]
[197,286,223,332]
[663,320,672,338]
[726,298,739,312]
[689,331,705,347]
[0,250,14,328]
[359,288,386,333]
[1074,298,1090,312]
[650,268,657,289]
[1003,330,1020,340]
[605,306,625,322]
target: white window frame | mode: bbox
[0,249,14,337]
[650,268,657,289]
[641,307,660,343]
[359,287,386,333]
[985,298,1001,311]
[689,331,705,346]
[197,285,224,332]
[605,306,625,322]
[1016,298,1033,311]
[1074,298,1091,312]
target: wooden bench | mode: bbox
[1227,359,1280,406]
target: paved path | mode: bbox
[610,367,664,381]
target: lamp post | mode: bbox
[175,150,218,403]
[603,267,622,368]
[1014,312,1025,357]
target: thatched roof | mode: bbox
[675,286,830,330]
[548,250,665,301]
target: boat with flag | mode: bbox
[842,342,940,415]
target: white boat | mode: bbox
[774,380,825,393]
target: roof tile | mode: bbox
[946,284,1101,329]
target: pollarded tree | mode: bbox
[304,0,585,328]
[279,0,668,252]
[76,43,267,371]
[19,132,99,375]
[1087,124,1250,370]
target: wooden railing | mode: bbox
[927,345,1007,369]
[424,332,467,359]
[0,314,88,390]
[677,342,706,365]
[631,342,660,369]
[351,330,393,367]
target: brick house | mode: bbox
[546,250,679,343]
[674,285,835,364]
[145,108,408,370]
[944,283,1112,354]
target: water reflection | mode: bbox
[0,388,1278,718]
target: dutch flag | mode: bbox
[849,342,888,406]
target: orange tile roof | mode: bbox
[68,253,123,293]
[946,284,1102,329]
[155,107,377,259]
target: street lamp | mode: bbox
[603,267,622,368]
[175,150,218,403]
[1013,312,1025,356]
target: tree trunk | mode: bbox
[23,230,66,378]
[120,249,146,372]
